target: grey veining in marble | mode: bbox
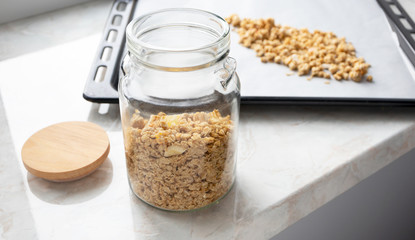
[0,93,37,239]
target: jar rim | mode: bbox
[126,8,230,53]
[125,8,230,71]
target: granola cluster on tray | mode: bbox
[125,109,235,210]
[226,14,372,82]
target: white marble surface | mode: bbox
[1,1,415,239]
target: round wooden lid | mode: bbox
[21,121,110,182]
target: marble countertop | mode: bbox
[1,1,415,239]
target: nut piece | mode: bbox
[225,14,241,27]
[227,14,372,83]
[164,145,186,157]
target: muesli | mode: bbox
[125,109,235,210]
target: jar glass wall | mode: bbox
[119,8,240,211]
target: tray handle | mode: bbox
[83,0,137,103]
[377,0,415,68]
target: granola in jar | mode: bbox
[125,109,236,211]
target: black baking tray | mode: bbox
[83,0,415,105]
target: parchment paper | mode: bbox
[135,0,415,100]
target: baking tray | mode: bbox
[84,0,415,105]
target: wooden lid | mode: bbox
[21,121,110,182]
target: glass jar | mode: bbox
[119,8,240,211]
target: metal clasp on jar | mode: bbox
[216,57,237,91]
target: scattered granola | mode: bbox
[226,14,372,82]
[125,109,235,210]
